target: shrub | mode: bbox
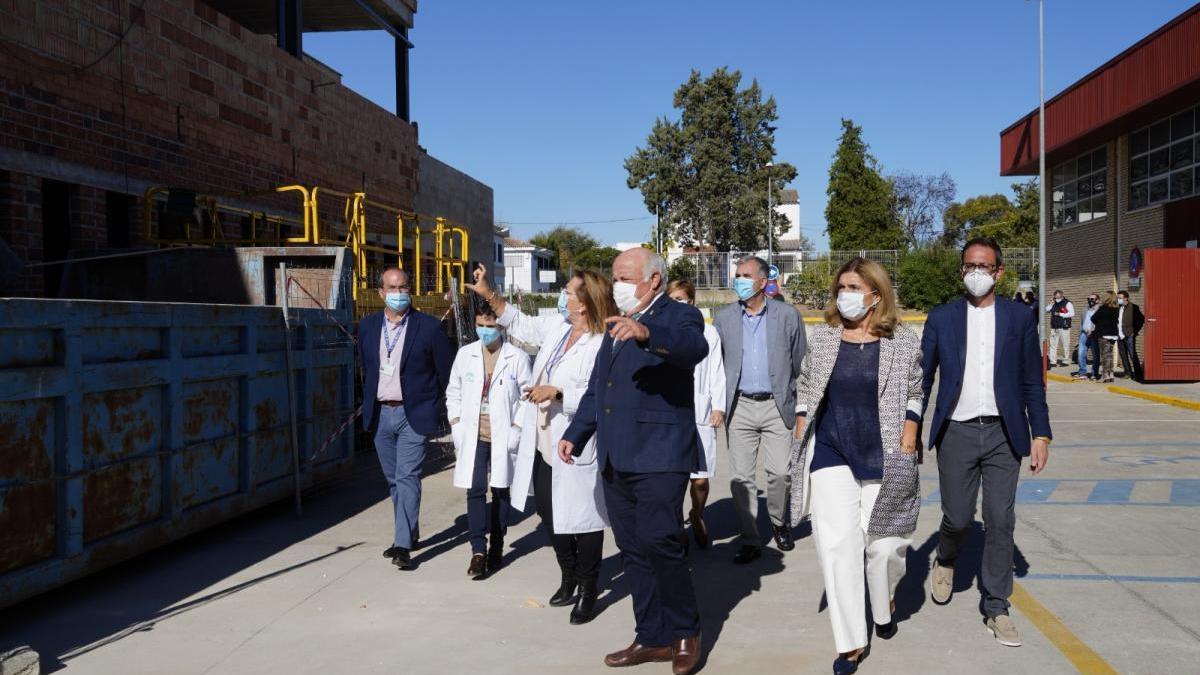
[896,247,962,311]
[668,256,697,283]
[785,263,836,309]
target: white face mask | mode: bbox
[963,270,996,298]
[613,281,642,315]
[836,291,876,321]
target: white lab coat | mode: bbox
[499,305,608,534]
[692,323,727,479]
[446,340,533,489]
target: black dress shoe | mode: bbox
[570,580,599,624]
[391,547,412,570]
[410,527,421,551]
[833,645,869,675]
[382,546,400,559]
[548,573,577,607]
[487,547,504,573]
[875,620,897,639]
[773,525,795,551]
[733,544,762,565]
[468,553,487,579]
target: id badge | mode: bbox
[380,363,396,377]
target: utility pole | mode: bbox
[1037,0,1047,343]
[766,162,774,265]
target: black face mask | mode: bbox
[1087,299,1097,307]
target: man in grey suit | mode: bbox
[714,255,807,564]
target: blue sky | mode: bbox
[305,0,1196,248]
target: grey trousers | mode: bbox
[936,419,1021,618]
[727,396,791,543]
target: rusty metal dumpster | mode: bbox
[0,296,357,609]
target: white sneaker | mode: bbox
[987,614,1022,647]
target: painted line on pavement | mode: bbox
[1010,582,1118,674]
[1046,372,1200,412]
[1021,573,1200,584]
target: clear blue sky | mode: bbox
[305,0,1197,248]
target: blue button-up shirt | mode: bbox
[740,303,771,394]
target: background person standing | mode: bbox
[1044,290,1075,368]
[1090,292,1121,384]
[358,268,453,571]
[713,255,807,564]
[1116,290,1145,383]
[1073,294,1101,380]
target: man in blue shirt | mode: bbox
[713,256,807,564]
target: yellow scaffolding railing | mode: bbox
[141,185,472,318]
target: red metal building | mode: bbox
[999,3,1200,380]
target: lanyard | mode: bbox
[383,316,406,359]
[543,329,573,380]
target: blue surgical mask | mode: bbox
[557,290,571,320]
[476,326,502,345]
[732,278,757,302]
[385,292,410,312]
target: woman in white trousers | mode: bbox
[789,257,923,674]
[666,279,725,549]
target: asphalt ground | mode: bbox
[2,379,1198,674]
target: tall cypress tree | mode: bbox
[825,119,903,251]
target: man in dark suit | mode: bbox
[560,248,708,675]
[918,237,1051,648]
[359,267,452,570]
[1116,290,1145,382]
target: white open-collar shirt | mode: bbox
[950,302,999,421]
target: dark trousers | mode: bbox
[1118,335,1143,382]
[604,467,700,647]
[935,420,1021,618]
[533,453,603,583]
[466,440,510,555]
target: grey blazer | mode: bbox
[788,322,924,537]
[713,299,807,429]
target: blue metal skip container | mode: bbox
[0,297,357,609]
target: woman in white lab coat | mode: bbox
[445,307,533,580]
[466,265,616,625]
[667,279,726,549]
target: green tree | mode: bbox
[529,226,599,277]
[573,246,621,273]
[625,68,798,252]
[668,256,696,283]
[825,119,903,251]
[940,179,1040,248]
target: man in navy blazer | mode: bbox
[918,237,1051,647]
[359,267,452,570]
[561,248,708,674]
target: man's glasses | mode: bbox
[960,263,997,273]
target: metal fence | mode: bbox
[674,248,1038,289]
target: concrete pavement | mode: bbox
[2,380,1198,673]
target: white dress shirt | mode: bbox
[951,303,999,421]
[1117,306,1126,339]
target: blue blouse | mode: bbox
[810,340,883,480]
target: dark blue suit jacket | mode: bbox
[563,294,709,474]
[920,296,1052,457]
[358,309,453,436]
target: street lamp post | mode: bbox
[1036,0,1047,342]
[766,161,774,266]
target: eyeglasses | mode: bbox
[960,263,997,273]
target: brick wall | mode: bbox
[1043,133,1171,364]
[0,0,420,296]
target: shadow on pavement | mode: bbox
[898,522,1030,624]
[0,455,393,673]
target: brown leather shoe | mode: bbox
[467,553,487,579]
[603,641,672,668]
[672,634,701,675]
